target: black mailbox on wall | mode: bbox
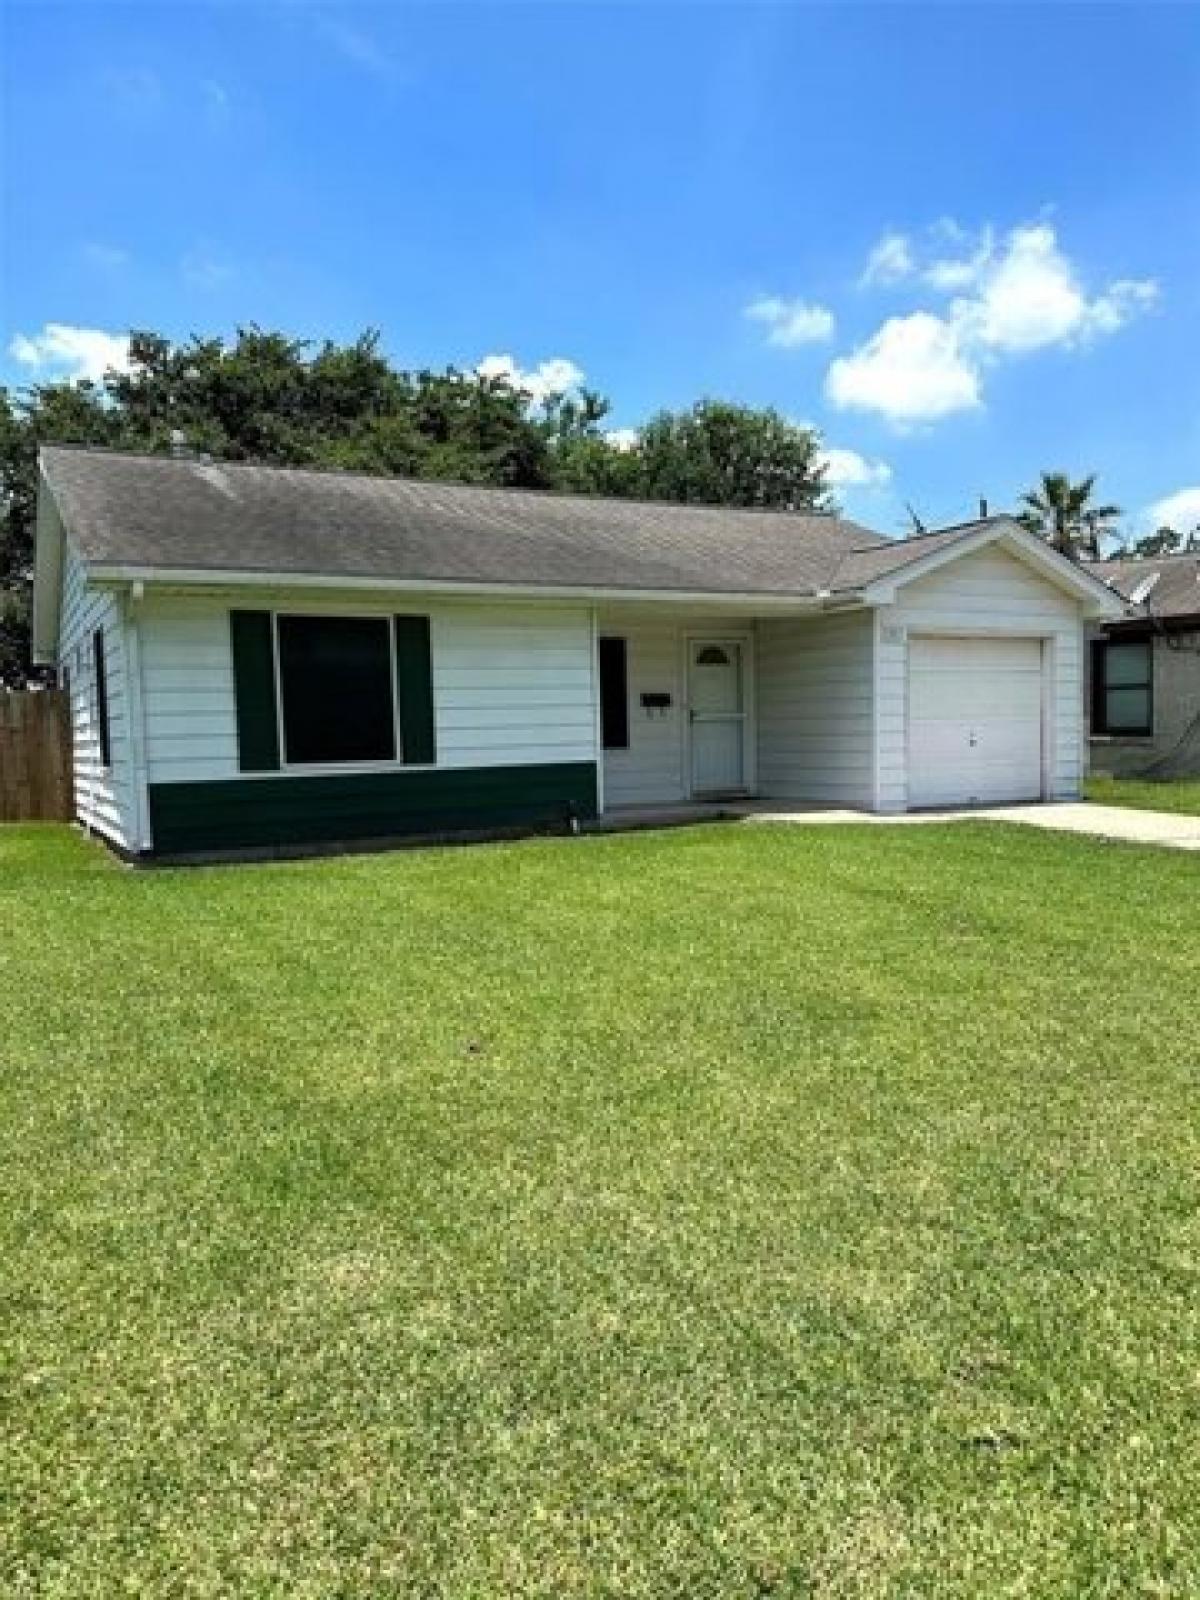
[640,692,672,710]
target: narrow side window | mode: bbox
[93,628,111,768]
[599,637,629,751]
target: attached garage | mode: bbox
[907,635,1044,808]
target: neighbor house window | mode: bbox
[92,628,111,768]
[277,615,396,765]
[599,636,629,750]
[1092,638,1153,736]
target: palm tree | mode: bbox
[1018,472,1121,561]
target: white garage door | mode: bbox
[908,636,1044,809]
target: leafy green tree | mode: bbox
[0,330,832,683]
[1018,471,1121,560]
[1118,523,1200,559]
[0,382,117,685]
[1124,525,1182,559]
[0,330,559,681]
[634,401,828,510]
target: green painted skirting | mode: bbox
[147,762,598,855]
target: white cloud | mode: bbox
[924,225,994,291]
[476,353,585,407]
[1146,487,1200,535]
[826,311,981,425]
[1087,277,1160,336]
[831,220,1159,424]
[605,428,639,452]
[744,296,835,347]
[953,223,1155,353]
[859,232,914,287]
[8,323,131,383]
[818,445,892,489]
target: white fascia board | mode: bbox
[86,563,845,614]
[859,518,1126,619]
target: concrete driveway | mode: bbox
[747,801,1200,852]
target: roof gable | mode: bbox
[844,516,1125,618]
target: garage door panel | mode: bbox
[908,636,1043,809]
[910,681,1042,721]
[910,636,1042,674]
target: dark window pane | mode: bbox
[278,616,396,765]
[1094,638,1152,735]
[1105,641,1151,688]
[599,636,628,751]
[1105,687,1152,732]
[93,628,111,768]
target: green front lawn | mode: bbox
[3,822,1199,1596]
[1085,773,1200,815]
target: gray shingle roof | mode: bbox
[827,518,1007,591]
[42,444,931,598]
[1092,552,1200,622]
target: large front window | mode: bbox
[277,615,396,764]
[1092,638,1153,737]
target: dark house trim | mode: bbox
[146,761,598,857]
[1101,612,1200,637]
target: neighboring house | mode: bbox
[1087,552,1200,776]
[32,445,1122,860]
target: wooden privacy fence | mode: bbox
[0,689,73,821]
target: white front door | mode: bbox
[689,639,746,795]
[907,635,1044,808]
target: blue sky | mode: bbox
[3,2,1198,539]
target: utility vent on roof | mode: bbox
[1129,572,1161,604]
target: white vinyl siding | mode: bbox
[57,537,137,848]
[596,611,754,808]
[597,615,686,807]
[137,591,597,783]
[877,544,1085,810]
[757,609,875,808]
[433,606,595,767]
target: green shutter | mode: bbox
[394,615,436,765]
[230,610,280,771]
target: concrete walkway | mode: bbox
[596,799,1200,850]
[746,801,1200,852]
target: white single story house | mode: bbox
[32,445,1123,860]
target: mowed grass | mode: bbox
[1085,772,1200,815]
[2,822,1199,1598]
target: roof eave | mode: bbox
[85,561,863,614]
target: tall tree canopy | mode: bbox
[635,401,828,511]
[1118,523,1200,560]
[1017,471,1121,561]
[0,327,829,684]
